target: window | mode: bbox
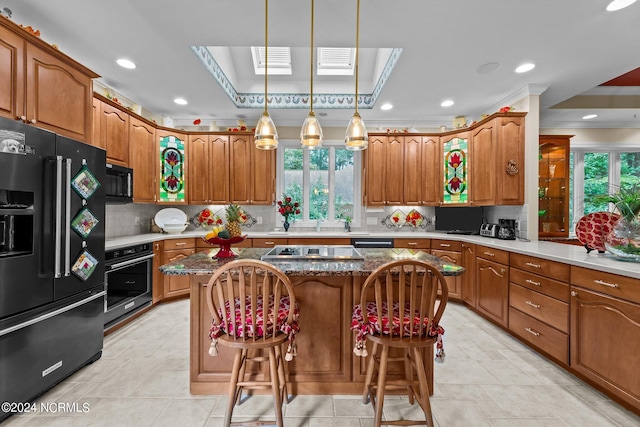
[278,141,360,227]
[571,148,640,233]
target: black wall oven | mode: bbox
[104,243,153,328]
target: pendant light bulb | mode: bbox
[345,0,368,151]
[255,0,278,150]
[301,0,323,149]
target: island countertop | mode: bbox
[159,247,465,277]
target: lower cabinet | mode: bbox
[475,246,509,327]
[152,241,164,304]
[431,240,461,300]
[460,242,476,307]
[162,238,196,299]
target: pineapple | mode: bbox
[225,204,242,237]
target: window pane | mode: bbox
[309,148,329,220]
[620,152,640,192]
[335,149,354,220]
[584,152,609,214]
[283,148,303,221]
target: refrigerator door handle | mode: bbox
[64,158,72,277]
[54,156,63,278]
[0,290,106,337]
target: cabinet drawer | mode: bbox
[510,268,570,302]
[509,284,569,333]
[510,253,570,282]
[476,245,509,264]
[395,238,431,249]
[431,240,461,251]
[509,307,568,364]
[288,238,351,245]
[571,266,640,304]
[252,238,287,248]
[164,238,195,250]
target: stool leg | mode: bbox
[225,349,244,427]
[362,342,378,404]
[374,345,389,427]
[268,347,284,427]
[275,344,289,404]
[412,347,434,427]
[404,348,415,405]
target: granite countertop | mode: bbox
[109,230,640,279]
[159,247,465,277]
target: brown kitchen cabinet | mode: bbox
[470,120,496,205]
[363,135,404,206]
[90,97,105,150]
[0,18,97,144]
[96,97,129,166]
[156,129,188,205]
[252,238,287,248]
[570,266,640,412]
[431,248,461,300]
[152,240,164,304]
[460,242,476,307]
[403,136,440,205]
[440,131,471,205]
[287,238,351,245]
[129,115,157,203]
[394,238,430,252]
[162,238,196,299]
[539,135,572,238]
[189,134,229,204]
[475,245,509,327]
[229,134,275,205]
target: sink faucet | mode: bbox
[316,218,323,232]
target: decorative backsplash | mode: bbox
[381,209,429,229]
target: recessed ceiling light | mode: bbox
[174,98,188,105]
[515,63,535,73]
[606,0,637,11]
[582,114,598,120]
[441,100,454,107]
[116,58,136,69]
[380,103,393,111]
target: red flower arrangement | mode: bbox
[193,118,201,125]
[499,106,514,113]
[277,194,300,221]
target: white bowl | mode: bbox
[162,223,188,234]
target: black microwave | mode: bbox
[105,163,133,203]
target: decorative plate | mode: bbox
[389,209,406,228]
[193,208,223,229]
[405,209,424,228]
[575,212,620,253]
[154,208,187,228]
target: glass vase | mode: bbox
[604,217,640,262]
[283,220,290,232]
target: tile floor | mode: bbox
[3,299,639,427]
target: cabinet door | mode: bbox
[99,100,129,166]
[163,248,195,298]
[571,287,640,410]
[470,120,496,205]
[496,116,525,205]
[461,242,476,307]
[421,136,440,205]
[364,136,387,206]
[229,134,252,204]
[25,43,93,143]
[251,138,275,204]
[476,257,509,326]
[129,116,156,203]
[188,135,210,205]
[441,132,470,205]
[209,135,230,204]
[157,130,188,204]
[385,136,404,205]
[403,136,422,205]
[431,249,461,299]
[0,24,24,121]
[152,241,164,304]
[539,135,571,237]
[90,97,105,149]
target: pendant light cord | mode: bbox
[264,0,269,114]
[310,0,315,113]
[354,0,360,115]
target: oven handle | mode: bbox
[107,253,155,270]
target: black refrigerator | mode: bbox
[0,117,106,421]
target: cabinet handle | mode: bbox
[408,242,418,246]
[571,291,578,297]
[265,241,274,245]
[525,327,540,337]
[483,251,495,257]
[525,300,541,309]
[439,244,451,247]
[175,242,186,246]
[30,118,37,124]
[525,262,541,269]
[501,268,506,274]
[594,279,619,288]
[525,279,541,287]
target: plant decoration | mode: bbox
[592,184,640,260]
[592,184,640,222]
[499,106,515,113]
[277,195,301,222]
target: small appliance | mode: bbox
[498,219,516,240]
[105,163,133,203]
[480,223,500,238]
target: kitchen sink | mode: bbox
[261,245,364,261]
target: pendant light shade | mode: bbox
[301,0,323,149]
[255,0,278,150]
[345,0,367,150]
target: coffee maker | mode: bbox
[498,219,516,240]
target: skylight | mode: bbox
[317,47,355,75]
[251,46,292,75]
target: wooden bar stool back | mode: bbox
[205,259,299,427]
[351,259,448,427]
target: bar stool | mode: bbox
[351,259,448,427]
[205,259,300,427]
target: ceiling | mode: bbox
[5,0,640,130]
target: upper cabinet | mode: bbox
[188,134,229,204]
[441,131,470,205]
[95,97,129,166]
[229,134,275,205]
[0,18,98,144]
[129,116,157,203]
[539,135,572,238]
[157,129,188,205]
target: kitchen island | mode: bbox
[160,247,464,395]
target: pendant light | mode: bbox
[300,0,323,149]
[345,0,368,151]
[254,0,278,150]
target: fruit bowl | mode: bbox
[201,235,247,258]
